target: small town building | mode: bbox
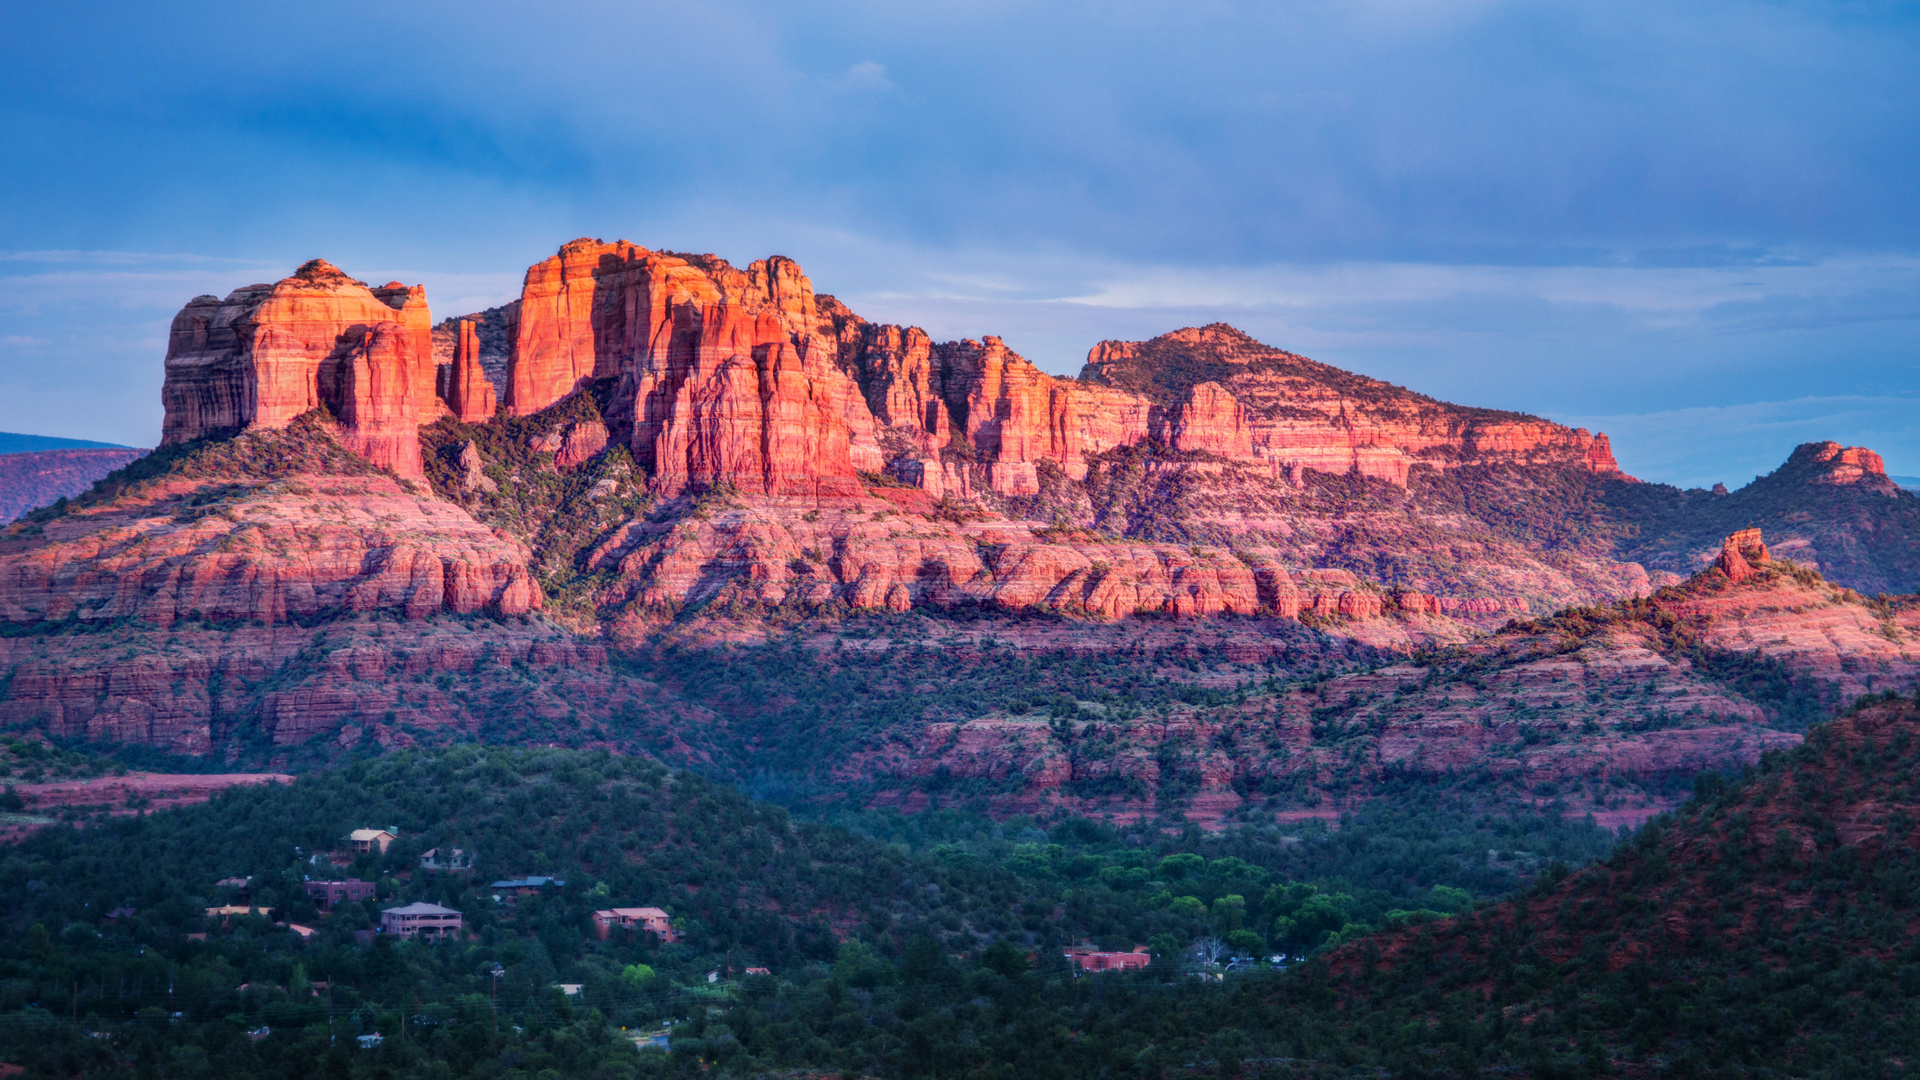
[205,905,274,930]
[379,902,463,940]
[744,967,771,977]
[350,829,398,854]
[1064,947,1151,973]
[590,906,678,942]
[304,879,375,912]
[419,847,474,873]
[491,876,565,903]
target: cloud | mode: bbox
[0,0,1915,475]
[841,61,896,92]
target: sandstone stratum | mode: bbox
[1,237,1917,824]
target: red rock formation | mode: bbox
[1164,381,1253,458]
[1714,528,1770,582]
[1790,441,1899,492]
[160,261,433,477]
[0,470,539,629]
[1083,324,1627,486]
[504,239,882,497]
[439,319,497,422]
[0,619,605,755]
[926,337,1150,494]
[556,419,609,469]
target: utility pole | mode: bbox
[489,964,504,1036]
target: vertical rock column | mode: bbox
[445,319,497,422]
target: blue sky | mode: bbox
[1,0,1916,488]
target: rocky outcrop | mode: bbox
[0,470,539,629]
[0,620,606,755]
[1163,381,1253,459]
[1792,441,1899,492]
[1714,528,1770,582]
[481,246,1637,501]
[0,448,147,523]
[1084,324,1626,486]
[438,319,497,422]
[504,240,881,497]
[160,260,433,477]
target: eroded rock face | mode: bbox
[439,319,497,422]
[490,246,1639,500]
[1084,324,1626,486]
[161,260,433,477]
[506,239,881,497]
[1715,528,1770,582]
[0,621,602,755]
[1792,441,1899,492]
[0,471,539,629]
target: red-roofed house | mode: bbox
[591,907,678,943]
[1064,947,1151,972]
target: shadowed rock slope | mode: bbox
[1316,692,1920,1077]
[0,447,147,523]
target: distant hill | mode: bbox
[0,446,146,522]
[1322,693,1920,1076]
[0,431,133,454]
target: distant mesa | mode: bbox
[1788,440,1900,493]
[154,242,1633,500]
[0,445,147,523]
[0,432,134,454]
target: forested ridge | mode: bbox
[0,746,1614,1079]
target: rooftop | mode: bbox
[381,902,461,916]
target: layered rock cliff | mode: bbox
[0,418,538,631]
[836,535,1920,822]
[161,260,436,478]
[503,239,881,497]
[1083,324,1625,485]
[486,243,1624,505]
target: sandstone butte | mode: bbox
[163,259,448,479]
[135,242,1654,629]
[153,240,1640,507]
[7,238,1909,785]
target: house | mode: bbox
[379,901,463,940]
[303,879,375,912]
[490,876,565,903]
[1064,946,1151,973]
[357,1034,383,1049]
[205,905,275,930]
[350,829,398,854]
[743,967,771,977]
[286,924,317,939]
[590,907,678,943]
[554,983,583,996]
[215,876,251,899]
[419,847,474,873]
